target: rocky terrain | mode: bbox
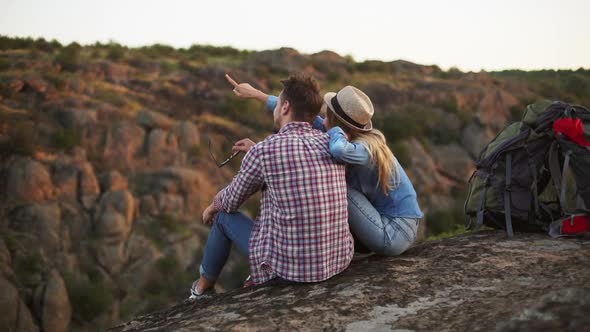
[109,230,590,331]
[0,36,589,331]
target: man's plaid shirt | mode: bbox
[214,122,354,284]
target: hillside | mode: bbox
[1,35,589,331]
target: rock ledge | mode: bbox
[109,231,590,332]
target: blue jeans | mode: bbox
[347,188,419,256]
[199,211,253,281]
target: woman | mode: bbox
[227,75,423,256]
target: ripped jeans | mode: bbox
[347,188,420,256]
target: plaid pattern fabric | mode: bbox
[214,122,354,284]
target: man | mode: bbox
[190,74,354,299]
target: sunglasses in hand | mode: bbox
[208,139,242,168]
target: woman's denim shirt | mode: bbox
[266,95,423,219]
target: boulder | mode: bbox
[309,50,351,79]
[6,157,56,205]
[9,203,62,258]
[461,122,496,159]
[33,270,71,332]
[96,242,127,275]
[0,277,39,332]
[94,190,136,240]
[0,236,12,267]
[147,167,209,216]
[146,129,179,168]
[49,108,98,130]
[108,231,590,332]
[99,170,129,193]
[102,122,146,171]
[477,88,519,131]
[122,232,160,287]
[171,121,200,151]
[51,162,79,201]
[24,75,49,94]
[78,162,100,209]
[243,48,307,75]
[92,189,135,274]
[432,144,475,183]
[8,79,25,94]
[404,138,446,195]
[137,110,176,130]
[139,195,158,217]
[101,62,132,84]
[155,193,184,216]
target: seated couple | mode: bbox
[189,74,423,300]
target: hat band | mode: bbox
[331,95,365,129]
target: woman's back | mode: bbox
[345,159,423,219]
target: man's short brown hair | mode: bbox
[280,74,323,123]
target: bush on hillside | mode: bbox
[55,42,82,70]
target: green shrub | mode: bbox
[0,58,11,71]
[425,225,469,241]
[64,273,116,321]
[54,128,80,151]
[436,95,459,114]
[14,250,46,287]
[355,60,391,72]
[186,44,251,58]
[140,43,175,58]
[33,37,61,53]
[106,42,126,61]
[140,256,194,313]
[0,35,36,50]
[425,201,466,237]
[0,120,37,158]
[435,67,463,80]
[389,141,410,166]
[55,42,82,70]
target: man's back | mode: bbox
[215,122,354,284]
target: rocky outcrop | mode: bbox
[137,110,176,130]
[244,48,307,75]
[432,143,475,183]
[102,122,146,171]
[99,170,129,193]
[93,190,136,274]
[109,231,590,332]
[6,158,56,205]
[33,269,71,332]
[0,277,39,332]
[78,162,100,209]
[8,203,62,259]
[461,122,496,159]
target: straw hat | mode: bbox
[324,86,374,131]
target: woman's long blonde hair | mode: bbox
[327,110,400,194]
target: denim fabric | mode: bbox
[328,126,424,219]
[199,211,253,281]
[347,187,419,256]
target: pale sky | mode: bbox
[1,0,589,71]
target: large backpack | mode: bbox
[464,100,590,237]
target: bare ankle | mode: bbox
[196,277,215,294]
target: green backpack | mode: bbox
[464,101,589,237]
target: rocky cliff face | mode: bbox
[109,231,590,332]
[1,40,589,331]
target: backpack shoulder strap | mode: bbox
[548,140,574,214]
[504,153,514,238]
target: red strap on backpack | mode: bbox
[549,214,589,237]
[553,118,590,147]
[561,214,589,234]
